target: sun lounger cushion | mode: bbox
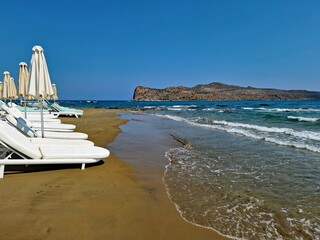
[6,115,38,138]
[26,116,61,123]
[7,114,89,141]
[51,103,83,113]
[30,122,76,130]
[2,105,75,131]
[1,105,34,126]
[16,105,51,114]
[0,121,42,159]
[13,106,58,119]
[0,120,107,160]
[39,146,109,159]
[38,131,88,140]
[6,114,88,139]
[30,138,94,147]
[5,105,57,125]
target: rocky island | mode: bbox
[132,82,320,101]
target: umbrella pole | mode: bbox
[40,99,44,138]
[24,97,27,119]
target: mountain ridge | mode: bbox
[132,82,320,101]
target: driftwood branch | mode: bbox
[170,134,189,146]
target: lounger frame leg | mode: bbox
[81,163,85,170]
[0,165,5,178]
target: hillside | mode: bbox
[132,82,320,101]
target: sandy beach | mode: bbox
[0,108,226,240]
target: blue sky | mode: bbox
[1,0,320,100]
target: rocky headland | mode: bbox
[132,82,320,101]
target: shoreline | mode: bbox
[0,108,227,240]
[108,111,228,240]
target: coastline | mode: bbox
[0,108,226,240]
[108,112,229,240]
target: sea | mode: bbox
[63,100,320,239]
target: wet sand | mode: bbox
[0,108,226,240]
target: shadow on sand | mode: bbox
[4,160,105,176]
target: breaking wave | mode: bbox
[159,114,320,153]
[287,116,320,122]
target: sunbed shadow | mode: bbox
[4,160,105,176]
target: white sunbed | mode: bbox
[9,106,61,123]
[0,120,109,178]
[50,103,84,118]
[30,138,94,147]
[2,118,92,146]
[5,115,88,140]
[2,105,76,132]
[6,100,58,119]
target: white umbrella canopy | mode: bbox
[28,46,53,99]
[18,62,30,98]
[52,84,58,101]
[9,77,18,100]
[27,45,54,137]
[18,62,31,118]
[2,71,10,100]
[0,81,2,99]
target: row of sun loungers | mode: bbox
[11,102,84,118]
[0,101,109,178]
[50,102,84,118]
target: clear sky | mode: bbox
[1,0,319,100]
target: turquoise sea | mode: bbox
[65,100,320,239]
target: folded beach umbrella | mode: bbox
[52,84,58,102]
[18,62,30,118]
[2,72,18,102]
[18,62,29,97]
[0,81,2,99]
[27,45,54,137]
[9,77,18,100]
[2,71,10,100]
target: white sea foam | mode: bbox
[242,107,320,113]
[161,114,185,122]
[163,149,239,240]
[172,105,197,108]
[203,108,216,111]
[143,106,156,109]
[210,120,320,141]
[287,116,319,122]
[159,110,320,240]
[166,105,198,111]
[163,146,320,239]
[260,108,320,113]
[159,114,320,153]
[167,107,182,111]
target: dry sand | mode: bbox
[0,108,227,240]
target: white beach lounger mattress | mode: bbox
[4,105,58,120]
[14,109,58,119]
[5,114,88,140]
[31,122,76,130]
[39,131,88,139]
[2,106,75,130]
[40,146,109,159]
[33,127,74,132]
[28,117,61,123]
[30,138,94,147]
[0,121,109,160]
[24,112,56,116]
